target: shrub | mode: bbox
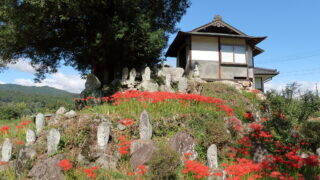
[301,120,320,152]
[202,120,231,148]
[148,144,181,179]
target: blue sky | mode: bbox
[1,0,320,93]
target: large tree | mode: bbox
[0,0,190,84]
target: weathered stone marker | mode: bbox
[128,68,137,84]
[178,77,188,93]
[47,129,61,154]
[35,113,45,134]
[97,122,110,151]
[1,138,12,162]
[169,132,198,160]
[142,67,151,81]
[26,128,36,146]
[207,144,218,169]
[139,110,152,140]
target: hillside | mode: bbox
[0,82,318,180]
[0,84,78,120]
[0,84,77,97]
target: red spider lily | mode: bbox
[16,125,23,129]
[0,126,10,133]
[249,123,262,131]
[251,89,260,94]
[15,140,24,145]
[56,159,73,171]
[119,118,134,126]
[127,172,134,176]
[137,165,147,175]
[84,166,99,179]
[20,120,32,126]
[270,171,282,177]
[0,161,9,165]
[304,155,319,166]
[117,135,131,155]
[243,112,254,120]
[223,158,262,179]
[182,160,210,179]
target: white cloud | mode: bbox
[0,80,5,84]
[8,59,36,74]
[265,81,320,94]
[14,72,85,93]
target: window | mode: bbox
[221,45,246,63]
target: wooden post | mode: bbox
[218,37,222,79]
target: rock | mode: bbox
[76,154,90,166]
[142,67,151,81]
[117,124,126,131]
[95,154,119,169]
[207,144,218,169]
[140,80,159,92]
[28,154,64,180]
[48,114,58,125]
[121,67,129,81]
[256,93,267,101]
[1,138,12,162]
[85,74,101,91]
[316,148,320,156]
[26,129,36,146]
[130,143,155,169]
[159,84,174,92]
[130,139,154,155]
[35,113,45,134]
[158,67,184,82]
[139,110,152,140]
[187,79,205,94]
[97,122,110,151]
[178,77,188,93]
[15,146,36,174]
[47,129,61,154]
[65,110,77,118]
[56,107,66,115]
[253,144,268,163]
[169,132,198,160]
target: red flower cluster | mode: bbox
[84,166,99,179]
[119,118,134,126]
[56,159,73,171]
[223,158,262,180]
[20,120,32,126]
[117,135,131,155]
[243,112,254,120]
[137,165,147,175]
[251,89,261,94]
[182,159,210,179]
[0,126,10,133]
[182,153,211,179]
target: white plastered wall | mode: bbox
[191,36,219,61]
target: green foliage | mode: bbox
[188,113,232,159]
[0,84,76,120]
[0,0,190,83]
[148,143,181,179]
[201,82,260,120]
[301,120,320,152]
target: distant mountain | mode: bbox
[0,84,78,119]
[0,84,78,96]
